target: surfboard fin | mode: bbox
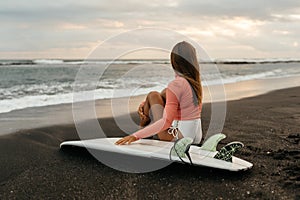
[199,133,226,152]
[214,141,244,162]
[169,137,194,165]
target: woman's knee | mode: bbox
[148,91,161,98]
[147,91,163,102]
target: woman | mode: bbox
[115,41,203,145]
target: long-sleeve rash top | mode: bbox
[133,74,202,139]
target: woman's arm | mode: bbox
[115,88,179,145]
[132,88,178,139]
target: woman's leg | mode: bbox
[143,91,163,122]
[141,91,174,141]
[142,89,166,121]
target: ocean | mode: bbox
[0,58,300,114]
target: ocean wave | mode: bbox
[0,86,164,114]
[0,69,293,113]
[203,69,289,86]
[0,59,171,66]
[1,70,297,114]
[1,58,300,66]
[211,58,300,65]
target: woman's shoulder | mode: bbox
[168,75,188,91]
[169,75,188,85]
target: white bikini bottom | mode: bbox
[168,118,202,144]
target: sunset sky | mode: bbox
[1,0,300,59]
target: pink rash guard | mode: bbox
[133,74,202,139]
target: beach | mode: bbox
[2,0,300,198]
[0,81,299,199]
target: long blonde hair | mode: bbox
[170,41,202,105]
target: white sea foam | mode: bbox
[33,59,65,64]
[0,85,165,114]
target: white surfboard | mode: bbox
[60,136,253,171]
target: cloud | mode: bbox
[0,0,299,58]
[177,0,300,20]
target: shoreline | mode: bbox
[0,86,299,199]
[0,75,300,136]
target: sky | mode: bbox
[0,0,300,59]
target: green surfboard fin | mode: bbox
[214,141,244,162]
[199,133,226,152]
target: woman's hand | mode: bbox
[115,135,138,145]
[138,101,150,127]
[138,101,145,117]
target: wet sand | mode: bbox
[0,87,299,199]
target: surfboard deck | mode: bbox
[60,138,253,171]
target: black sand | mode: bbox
[0,87,299,199]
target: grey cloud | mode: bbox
[177,0,300,20]
[1,0,300,25]
[0,0,299,57]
